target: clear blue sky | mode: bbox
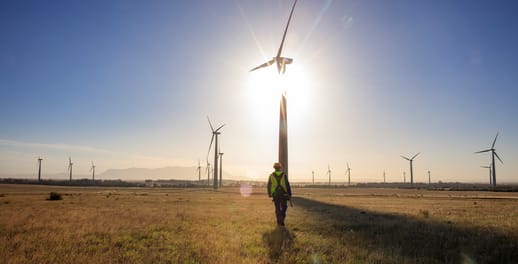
[1,0,517,183]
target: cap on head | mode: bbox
[273,162,282,170]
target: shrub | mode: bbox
[48,192,62,201]
[419,209,430,218]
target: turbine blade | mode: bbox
[249,59,275,72]
[207,116,215,132]
[400,155,410,161]
[494,152,503,164]
[207,135,215,162]
[276,0,298,58]
[492,132,499,149]
[474,149,491,154]
[215,124,226,132]
[411,152,420,160]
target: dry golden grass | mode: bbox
[1,184,517,263]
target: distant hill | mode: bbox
[0,166,237,181]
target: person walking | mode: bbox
[267,162,292,226]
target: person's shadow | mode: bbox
[263,226,295,261]
[291,196,518,263]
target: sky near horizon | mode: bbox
[1,0,518,183]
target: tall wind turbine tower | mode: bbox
[207,117,225,190]
[401,153,420,185]
[383,170,386,183]
[345,163,351,185]
[427,170,431,184]
[37,157,43,182]
[68,157,73,182]
[90,161,96,181]
[249,0,298,179]
[219,152,224,187]
[475,133,503,187]
[312,170,314,185]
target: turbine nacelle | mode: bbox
[400,152,420,161]
[250,56,293,74]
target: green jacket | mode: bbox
[267,170,292,197]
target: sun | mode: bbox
[245,63,312,128]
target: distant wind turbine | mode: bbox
[207,117,225,190]
[90,161,96,181]
[481,164,492,185]
[68,157,73,182]
[427,170,431,184]
[197,160,202,181]
[249,0,298,179]
[312,170,315,185]
[383,170,386,183]
[474,133,503,187]
[403,171,406,183]
[345,163,351,185]
[37,157,43,182]
[205,162,211,186]
[326,165,331,186]
[401,153,420,185]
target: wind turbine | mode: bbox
[427,170,431,184]
[196,160,202,181]
[312,170,314,185]
[481,164,492,185]
[383,170,386,183]
[249,0,298,179]
[68,157,73,182]
[219,152,224,188]
[207,117,225,190]
[475,133,503,187]
[37,157,43,182]
[326,165,331,186]
[345,163,351,185]
[90,161,96,181]
[401,153,420,185]
[250,0,297,74]
[403,171,406,183]
[205,162,211,186]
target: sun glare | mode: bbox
[246,64,312,128]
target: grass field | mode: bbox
[1,184,517,263]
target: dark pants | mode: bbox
[273,195,288,226]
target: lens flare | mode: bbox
[239,182,253,197]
